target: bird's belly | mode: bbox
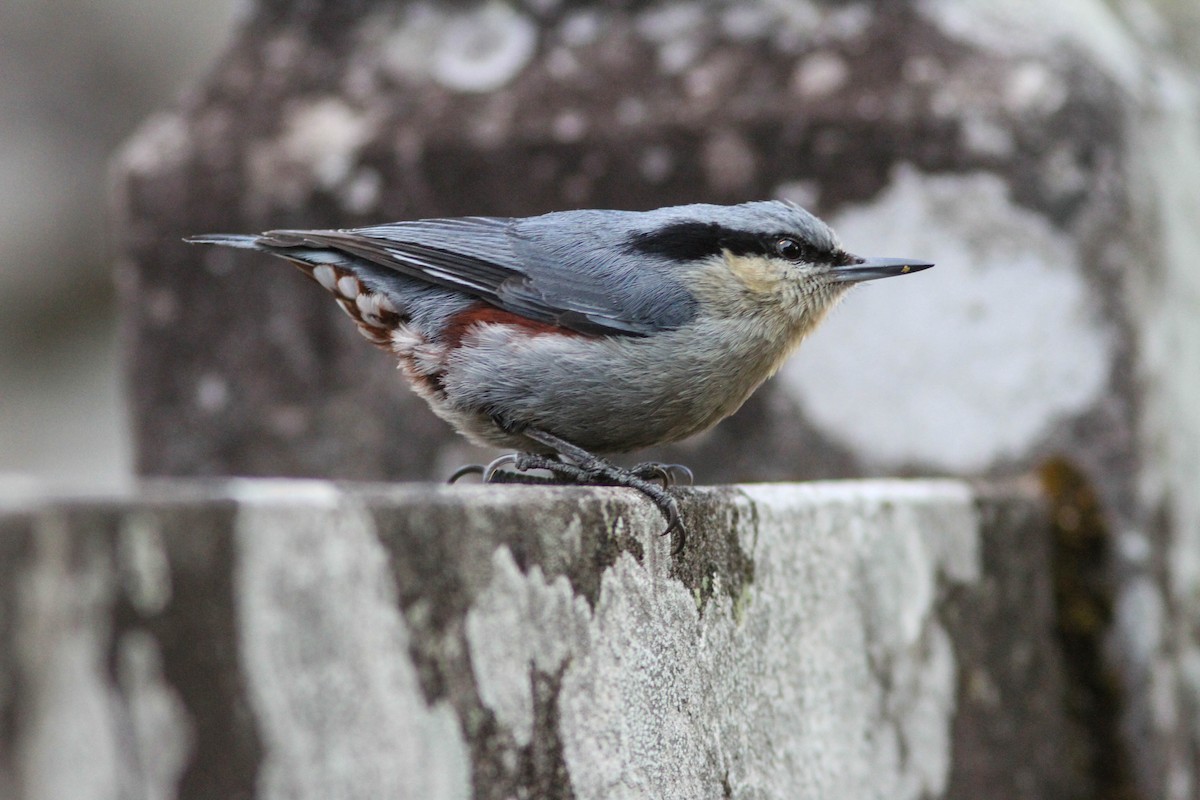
[434,320,789,454]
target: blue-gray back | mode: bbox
[261,200,833,337]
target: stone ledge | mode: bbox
[0,478,1086,799]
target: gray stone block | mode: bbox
[1,479,1091,799]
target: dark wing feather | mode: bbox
[259,218,514,299]
[260,213,697,336]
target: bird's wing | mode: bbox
[259,213,697,336]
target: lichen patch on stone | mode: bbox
[779,166,1113,472]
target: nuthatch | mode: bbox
[188,201,932,545]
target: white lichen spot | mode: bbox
[792,51,850,98]
[1005,62,1068,115]
[635,3,706,73]
[226,478,341,508]
[720,4,776,41]
[1168,764,1194,800]
[662,38,704,74]
[195,374,230,414]
[117,514,173,615]
[1117,528,1152,566]
[635,2,705,42]
[683,61,726,99]
[929,85,965,119]
[339,167,383,215]
[236,500,471,800]
[281,98,376,190]
[1128,66,1200,625]
[545,46,580,79]
[823,3,875,40]
[1120,0,1169,44]
[768,1,822,51]
[559,10,601,47]
[249,98,375,207]
[378,5,445,81]
[17,521,124,800]
[552,110,588,143]
[431,3,538,93]
[1115,577,1165,665]
[771,1,872,51]
[960,114,1015,157]
[119,113,190,177]
[918,0,1146,92]
[465,548,592,747]
[117,631,193,798]
[779,166,1112,472]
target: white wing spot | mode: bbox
[356,293,385,324]
[337,275,361,300]
[313,265,338,291]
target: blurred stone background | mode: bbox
[0,0,237,491]
[1,0,1199,491]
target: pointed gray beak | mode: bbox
[832,256,935,284]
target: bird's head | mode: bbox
[626,200,933,331]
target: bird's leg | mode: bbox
[506,424,686,549]
[446,443,691,540]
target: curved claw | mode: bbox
[448,464,485,484]
[665,464,694,487]
[658,497,687,555]
[483,453,522,482]
[639,464,674,488]
[631,462,696,488]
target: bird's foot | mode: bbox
[451,422,690,552]
[515,427,687,552]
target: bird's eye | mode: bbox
[775,237,805,262]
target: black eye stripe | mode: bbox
[626,222,767,261]
[627,222,839,265]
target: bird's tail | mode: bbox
[183,234,263,250]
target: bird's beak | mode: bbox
[832,256,935,283]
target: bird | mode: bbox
[187,201,932,547]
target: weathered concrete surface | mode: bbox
[0,478,1088,799]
